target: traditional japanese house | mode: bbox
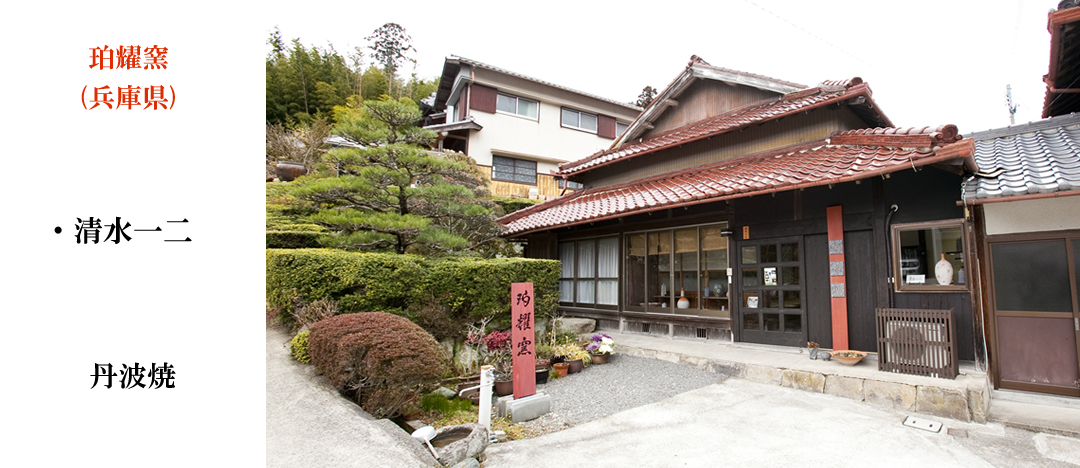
[961,1,1080,397]
[500,56,983,366]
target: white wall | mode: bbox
[464,68,639,169]
[983,195,1080,235]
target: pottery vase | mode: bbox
[567,359,584,374]
[677,288,690,309]
[552,362,569,378]
[535,367,550,384]
[494,379,513,396]
[935,254,954,286]
[590,353,610,365]
[275,161,307,182]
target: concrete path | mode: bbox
[484,378,1080,468]
[265,327,437,468]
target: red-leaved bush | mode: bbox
[308,312,446,419]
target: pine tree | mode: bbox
[290,97,498,255]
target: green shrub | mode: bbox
[421,256,560,324]
[490,196,543,215]
[308,312,446,419]
[266,249,560,331]
[266,231,324,249]
[420,393,473,415]
[289,330,311,363]
[266,249,426,322]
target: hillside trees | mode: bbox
[266,25,438,126]
[266,28,358,126]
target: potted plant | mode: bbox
[553,342,590,374]
[485,330,514,396]
[552,361,569,378]
[585,333,615,364]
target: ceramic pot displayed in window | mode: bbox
[935,254,954,286]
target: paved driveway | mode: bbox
[265,327,436,468]
[484,378,1080,468]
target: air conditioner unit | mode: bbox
[885,319,951,374]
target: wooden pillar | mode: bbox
[827,206,850,350]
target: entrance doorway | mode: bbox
[989,237,1080,397]
[737,236,806,347]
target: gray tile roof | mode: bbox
[962,113,1080,202]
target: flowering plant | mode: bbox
[585,333,614,355]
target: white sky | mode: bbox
[268,0,1062,136]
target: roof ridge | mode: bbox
[449,55,642,111]
[689,56,807,90]
[558,85,869,175]
[967,112,1080,141]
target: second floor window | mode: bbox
[492,156,537,184]
[562,108,598,132]
[496,93,539,119]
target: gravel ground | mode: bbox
[515,354,728,438]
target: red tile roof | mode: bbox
[501,126,972,236]
[559,78,891,176]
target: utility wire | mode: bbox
[740,0,901,81]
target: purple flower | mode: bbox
[586,343,599,352]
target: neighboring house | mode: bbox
[962,1,1080,397]
[422,56,641,200]
[500,56,982,367]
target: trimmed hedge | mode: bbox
[308,312,445,418]
[266,249,560,329]
[266,231,323,249]
[491,196,543,215]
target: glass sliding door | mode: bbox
[700,226,730,318]
[623,223,729,317]
[625,234,646,311]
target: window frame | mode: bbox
[561,107,599,133]
[558,179,584,190]
[495,92,539,120]
[558,236,620,310]
[615,121,629,138]
[891,219,969,292]
[491,156,537,185]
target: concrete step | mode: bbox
[989,394,1080,438]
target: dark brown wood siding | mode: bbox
[470,84,497,114]
[598,114,616,139]
[645,81,780,137]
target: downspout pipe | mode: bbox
[884,204,898,308]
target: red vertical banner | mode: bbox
[510,282,536,398]
[827,205,849,351]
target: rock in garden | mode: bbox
[432,423,488,467]
[433,386,457,399]
[555,317,595,335]
[449,458,479,468]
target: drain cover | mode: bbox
[903,415,942,433]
